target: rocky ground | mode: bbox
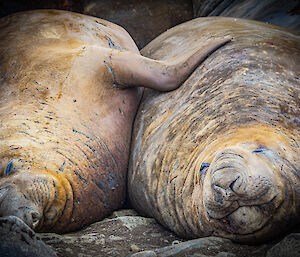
[1,209,299,257]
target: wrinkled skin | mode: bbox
[128,17,300,243]
[0,10,229,233]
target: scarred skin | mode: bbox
[128,17,300,243]
[0,10,229,233]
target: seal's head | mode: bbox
[201,143,299,243]
[0,171,60,231]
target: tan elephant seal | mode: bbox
[128,17,300,243]
[0,10,230,233]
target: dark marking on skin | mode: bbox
[94,135,119,171]
[72,128,91,139]
[119,108,123,115]
[5,160,14,176]
[18,206,32,211]
[74,170,88,184]
[200,162,210,174]
[93,178,106,192]
[74,143,93,166]
[106,36,115,49]
[10,145,22,150]
[265,42,274,46]
[52,181,58,201]
[18,131,42,144]
[54,150,77,168]
[103,60,118,88]
[44,130,54,134]
[45,116,53,120]
[33,80,39,85]
[106,169,118,190]
[84,143,98,156]
[253,148,269,153]
[73,99,77,102]
[59,161,66,172]
[40,102,47,105]
[105,36,126,50]
[95,20,107,27]
[92,181,109,209]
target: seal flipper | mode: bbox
[109,36,232,91]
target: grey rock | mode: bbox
[110,209,138,218]
[130,237,255,257]
[40,209,181,257]
[0,216,57,257]
[266,233,300,257]
[216,252,236,257]
[154,237,230,257]
[38,208,276,257]
[131,250,157,257]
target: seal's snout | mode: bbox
[0,183,42,229]
[203,146,285,235]
[0,174,47,230]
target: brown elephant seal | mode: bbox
[128,17,300,243]
[0,10,230,233]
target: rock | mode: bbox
[130,244,141,252]
[266,233,300,257]
[144,237,233,257]
[40,209,182,257]
[38,209,276,257]
[216,253,236,257]
[131,250,157,257]
[0,216,57,257]
[110,209,139,218]
[128,236,269,257]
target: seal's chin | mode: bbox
[202,145,286,238]
[210,196,279,235]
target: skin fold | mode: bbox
[0,10,228,233]
[128,17,300,243]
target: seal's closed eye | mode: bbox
[5,160,14,176]
[252,148,268,153]
[200,162,210,174]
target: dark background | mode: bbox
[0,0,299,49]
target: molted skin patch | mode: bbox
[128,17,300,243]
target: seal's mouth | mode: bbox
[210,194,280,235]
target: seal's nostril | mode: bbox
[212,184,226,195]
[31,211,39,223]
[31,211,40,229]
[229,176,240,192]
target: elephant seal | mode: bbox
[0,10,230,233]
[128,17,300,243]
